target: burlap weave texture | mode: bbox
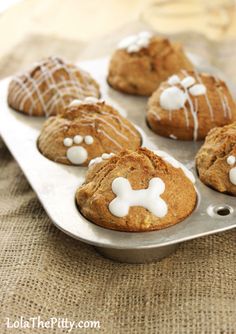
[0,34,235,334]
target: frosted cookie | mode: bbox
[196,122,236,195]
[7,56,100,117]
[107,32,193,96]
[147,71,236,141]
[76,147,197,231]
[38,98,141,166]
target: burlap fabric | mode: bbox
[0,33,236,334]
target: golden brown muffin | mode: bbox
[38,98,141,166]
[76,147,197,232]
[196,122,236,195]
[147,70,236,141]
[8,56,100,117]
[107,32,193,96]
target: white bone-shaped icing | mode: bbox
[63,134,94,164]
[227,155,236,185]
[89,153,115,167]
[109,177,168,218]
[117,31,153,53]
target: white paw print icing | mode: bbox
[69,96,100,108]
[109,177,167,218]
[63,135,94,165]
[89,153,115,167]
[227,155,236,185]
[160,74,207,141]
[117,31,153,53]
[161,75,206,110]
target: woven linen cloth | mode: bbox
[0,33,236,334]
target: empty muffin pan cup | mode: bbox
[0,56,235,264]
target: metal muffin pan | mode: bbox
[0,56,235,263]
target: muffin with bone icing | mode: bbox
[76,147,197,231]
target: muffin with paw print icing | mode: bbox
[76,147,197,232]
[38,97,141,166]
[107,31,193,96]
[196,122,236,195]
[8,56,100,117]
[147,70,236,141]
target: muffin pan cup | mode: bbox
[0,56,235,264]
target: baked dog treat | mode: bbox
[147,70,236,141]
[107,31,193,96]
[76,147,197,232]
[38,98,141,166]
[196,122,236,195]
[8,56,100,117]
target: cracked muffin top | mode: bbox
[196,122,236,195]
[107,31,193,96]
[37,98,141,166]
[147,70,236,141]
[76,147,197,232]
[7,56,100,117]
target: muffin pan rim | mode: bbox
[0,56,235,252]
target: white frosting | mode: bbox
[160,87,187,110]
[63,138,73,147]
[127,44,140,53]
[84,135,94,145]
[181,76,195,88]
[117,31,153,53]
[69,99,82,107]
[154,150,195,184]
[69,96,99,108]
[229,167,236,185]
[168,75,180,85]
[63,134,94,165]
[139,31,152,39]
[189,84,206,96]
[109,177,168,218]
[11,56,99,117]
[66,146,88,164]
[118,35,137,49]
[89,153,115,167]
[84,96,99,104]
[102,153,113,159]
[227,155,236,166]
[73,135,83,144]
[227,155,236,185]
[160,73,207,141]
